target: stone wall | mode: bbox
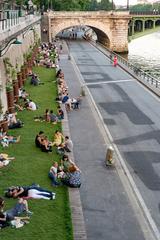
[0,23,41,113]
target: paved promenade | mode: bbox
[58,40,156,240]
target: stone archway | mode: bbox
[55,24,111,49]
[48,11,131,53]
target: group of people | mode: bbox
[49,155,81,188]
[34,107,64,124]
[0,40,82,231]
[35,130,73,154]
[56,69,82,112]
[0,184,56,229]
[35,42,60,71]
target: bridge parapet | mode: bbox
[49,10,130,18]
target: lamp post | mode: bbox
[127,0,129,10]
[112,0,114,10]
[28,0,33,13]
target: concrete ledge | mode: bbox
[61,105,87,240]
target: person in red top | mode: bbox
[113,55,118,67]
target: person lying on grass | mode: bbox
[5,186,56,200]
[0,197,32,229]
[0,153,15,168]
[0,129,20,147]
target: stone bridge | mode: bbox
[48,11,131,53]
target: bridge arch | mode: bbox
[51,20,112,48]
[48,11,131,53]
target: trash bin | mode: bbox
[106,146,114,166]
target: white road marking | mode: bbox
[85,79,134,86]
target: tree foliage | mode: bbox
[13,0,113,11]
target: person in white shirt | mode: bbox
[27,100,37,111]
[64,136,73,152]
[48,162,60,186]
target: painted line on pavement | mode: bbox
[70,52,160,240]
[85,79,134,86]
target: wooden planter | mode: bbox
[21,67,26,84]
[17,72,23,88]
[13,80,19,102]
[0,119,8,132]
[6,89,15,113]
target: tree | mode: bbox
[87,0,98,11]
[130,4,152,12]
[98,0,112,11]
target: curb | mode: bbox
[61,106,87,240]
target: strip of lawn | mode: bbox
[0,66,73,240]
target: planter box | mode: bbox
[0,120,8,132]
[17,72,23,88]
[6,89,15,113]
[13,80,19,102]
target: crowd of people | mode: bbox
[0,40,82,230]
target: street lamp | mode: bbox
[112,0,114,10]
[127,0,129,10]
[28,0,33,12]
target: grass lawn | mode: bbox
[0,66,73,240]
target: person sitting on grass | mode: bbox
[5,185,55,200]
[52,130,64,147]
[30,74,40,86]
[0,197,31,229]
[48,162,62,186]
[63,136,73,153]
[14,100,24,112]
[5,112,23,129]
[60,154,74,172]
[44,109,50,122]
[62,164,81,188]
[49,110,58,124]
[27,100,37,111]
[57,106,64,120]
[35,131,44,148]
[56,136,73,154]
[41,136,52,153]
[0,153,15,168]
[19,88,29,100]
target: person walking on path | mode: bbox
[113,55,118,67]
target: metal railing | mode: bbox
[130,11,160,16]
[0,10,40,33]
[90,40,160,93]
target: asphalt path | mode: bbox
[66,40,160,235]
[58,40,160,240]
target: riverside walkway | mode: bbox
[58,40,160,240]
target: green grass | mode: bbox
[0,67,73,240]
